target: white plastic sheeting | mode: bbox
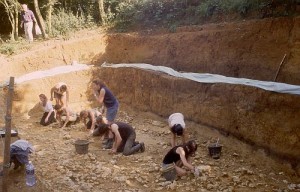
[1,63,91,87]
[101,63,300,96]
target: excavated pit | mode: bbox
[0,17,300,190]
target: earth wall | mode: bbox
[97,67,300,164]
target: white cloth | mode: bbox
[11,140,34,152]
[43,101,53,112]
[101,63,300,96]
[168,113,185,128]
[8,64,90,85]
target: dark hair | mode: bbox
[79,110,88,120]
[171,124,183,136]
[92,79,106,87]
[54,104,62,111]
[60,85,67,92]
[95,120,110,136]
[183,140,198,157]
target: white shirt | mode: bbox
[168,113,185,129]
[43,101,53,112]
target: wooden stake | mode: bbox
[2,77,14,192]
[274,54,287,82]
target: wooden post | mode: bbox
[274,54,287,82]
[2,77,14,192]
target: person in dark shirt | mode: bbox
[92,79,119,148]
[94,116,145,156]
[162,140,199,180]
[20,4,37,43]
[92,79,119,124]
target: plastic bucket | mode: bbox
[74,140,89,154]
[208,144,222,159]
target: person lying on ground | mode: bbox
[168,113,188,147]
[54,104,79,128]
[39,94,56,126]
[10,139,34,170]
[50,82,69,107]
[79,109,102,131]
[95,116,145,156]
[162,140,199,180]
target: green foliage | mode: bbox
[0,43,16,55]
[0,40,30,55]
[50,9,86,37]
[110,0,298,31]
[0,0,297,39]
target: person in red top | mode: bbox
[20,4,37,43]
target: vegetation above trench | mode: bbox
[0,1,299,40]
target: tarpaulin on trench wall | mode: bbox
[101,63,300,96]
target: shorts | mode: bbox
[106,101,119,122]
[161,163,176,181]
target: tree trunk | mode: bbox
[46,0,54,35]
[33,0,48,38]
[1,0,16,41]
[98,0,107,25]
[14,1,18,40]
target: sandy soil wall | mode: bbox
[97,67,300,163]
[0,32,106,82]
[98,17,300,85]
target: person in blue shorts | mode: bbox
[92,79,119,148]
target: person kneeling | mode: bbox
[162,140,199,181]
[10,139,34,170]
[95,117,145,156]
[79,109,102,131]
[54,104,79,128]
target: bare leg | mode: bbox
[174,165,187,176]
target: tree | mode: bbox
[0,0,19,41]
[98,0,106,24]
[46,0,57,35]
[33,0,48,38]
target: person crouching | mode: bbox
[54,104,79,128]
[95,117,145,156]
[162,140,199,181]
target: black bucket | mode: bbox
[75,140,89,154]
[208,144,222,159]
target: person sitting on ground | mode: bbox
[39,94,56,126]
[10,139,34,170]
[162,140,199,180]
[95,116,145,155]
[168,113,188,147]
[54,104,79,128]
[50,82,69,107]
